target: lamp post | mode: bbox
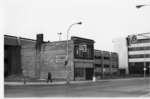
[66,22,82,84]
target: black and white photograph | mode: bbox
[1,0,150,98]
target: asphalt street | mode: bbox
[4,78,150,97]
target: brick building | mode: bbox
[94,50,118,79]
[20,34,95,81]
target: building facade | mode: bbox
[94,50,118,79]
[20,34,95,81]
[4,35,36,78]
[113,33,150,75]
[127,33,150,75]
[112,37,129,74]
[5,34,120,81]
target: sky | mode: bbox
[2,0,150,51]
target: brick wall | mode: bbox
[21,40,74,80]
[40,40,74,80]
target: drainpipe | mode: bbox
[35,34,43,78]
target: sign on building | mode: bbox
[127,35,137,46]
[79,44,87,52]
[56,55,66,63]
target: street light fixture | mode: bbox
[136,4,150,9]
[66,21,82,84]
[57,32,62,41]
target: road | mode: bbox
[4,78,150,97]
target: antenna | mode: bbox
[57,32,62,41]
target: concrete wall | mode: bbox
[113,38,128,74]
[21,44,36,78]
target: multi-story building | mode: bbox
[127,33,150,75]
[94,50,118,79]
[113,33,150,75]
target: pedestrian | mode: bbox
[47,72,52,83]
[23,70,26,85]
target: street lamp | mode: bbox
[66,21,82,84]
[136,4,150,9]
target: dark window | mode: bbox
[135,38,150,44]
[129,62,150,74]
[95,56,101,59]
[146,62,150,67]
[95,64,101,67]
[129,54,150,58]
[74,44,93,59]
[104,57,110,60]
[104,64,109,68]
[128,46,150,51]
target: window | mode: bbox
[128,46,150,51]
[95,56,101,59]
[95,64,101,67]
[75,68,84,77]
[112,65,118,68]
[104,64,109,68]
[136,38,150,44]
[128,54,150,58]
[74,44,93,59]
[79,44,87,52]
[104,57,110,60]
[111,57,118,61]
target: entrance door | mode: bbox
[85,68,94,80]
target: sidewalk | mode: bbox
[4,77,150,86]
[4,80,92,86]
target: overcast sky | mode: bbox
[2,0,150,51]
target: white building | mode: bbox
[113,33,150,75]
[113,37,128,74]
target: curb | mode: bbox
[4,77,150,86]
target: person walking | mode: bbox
[47,72,52,83]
